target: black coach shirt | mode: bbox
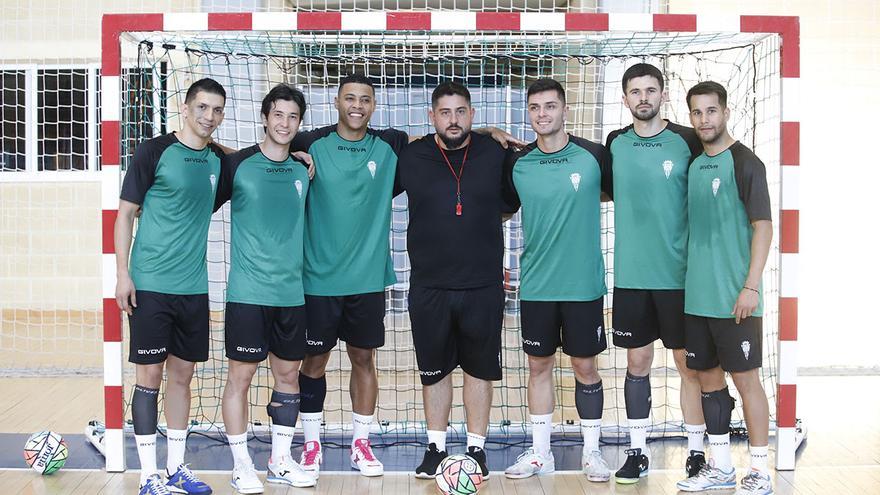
[399,132,518,290]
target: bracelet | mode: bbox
[743,286,759,293]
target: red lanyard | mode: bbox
[436,137,470,216]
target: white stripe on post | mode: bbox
[781,165,799,211]
[164,13,208,32]
[608,13,653,32]
[341,12,387,31]
[520,13,565,31]
[780,253,798,298]
[776,427,797,470]
[103,342,123,387]
[777,340,798,385]
[103,253,118,299]
[101,77,120,122]
[696,15,741,33]
[252,12,296,31]
[101,165,121,210]
[431,11,476,31]
[781,78,800,122]
[104,428,126,472]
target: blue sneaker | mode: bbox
[139,475,172,495]
[165,464,213,494]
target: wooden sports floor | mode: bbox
[1,375,879,494]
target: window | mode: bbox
[1,70,26,171]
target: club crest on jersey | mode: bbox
[741,340,751,360]
[569,172,581,192]
[209,174,217,191]
[367,160,377,178]
[294,179,303,198]
[662,160,674,179]
[712,177,721,196]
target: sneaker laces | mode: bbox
[354,439,377,462]
[741,470,765,489]
[146,476,172,495]
[177,464,200,482]
[515,448,536,462]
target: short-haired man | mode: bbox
[115,78,226,495]
[216,84,315,493]
[501,78,612,482]
[603,63,707,484]
[676,81,774,495]
[399,81,520,479]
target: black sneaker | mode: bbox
[415,443,447,479]
[685,449,707,478]
[466,446,490,479]
[614,448,649,484]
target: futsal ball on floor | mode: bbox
[435,453,483,495]
[24,431,68,475]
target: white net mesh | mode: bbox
[119,28,781,445]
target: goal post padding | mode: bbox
[100,12,801,473]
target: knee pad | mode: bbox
[298,374,327,414]
[266,390,301,427]
[701,387,735,435]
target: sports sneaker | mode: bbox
[686,450,707,478]
[350,438,384,476]
[614,448,649,484]
[140,474,172,495]
[267,455,316,488]
[736,469,774,495]
[230,463,263,494]
[582,450,610,482]
[466,446,490,479]
[676,459,736,492]
[165,464,213,494]
[504,447,555,479]
[415,442,448,479]
[299,440,322,479]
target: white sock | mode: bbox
[750,444,769,474]
[628,417,650,453]
[165,429,187,474]
[135,433,158,485]
[351,413,373,448]
[466,431,486,450]
[300,412,322,445]
[227,433,252,468]
[427,429,447,452]
[531,413,553,456]
[708,433,732,472]
[685,423,706,453]
[580,419,602,453]
[271,424,295,462]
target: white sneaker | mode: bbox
[676,459,737,492]
[300,440,322,479]
[582,450,611,482]
[736,469,774,495]
[350,438,384,476]
[504,447,555,479]
[268,455,316,488]
[230,463,263,494]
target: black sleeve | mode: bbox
[501,148,521,214]
[602,132,619,199]
[119,139,160,205]
[732,144,772,222]
[213,154,234,212]
[290,128,320,153]
[378,127,409,156]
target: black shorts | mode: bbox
[612,288,686,349]
[225,302,308,363]
[303,292,385,354]
[128,291,209,364]
[520,298,607,358]
[409,284,504,386]
[685,314,763,372]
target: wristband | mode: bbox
[743,286,759,293]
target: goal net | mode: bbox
[116,25,781,447]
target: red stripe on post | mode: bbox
[102,14,164,76]
[741,16,800,78]
[476,13,520,30]
[102,210,117,254]
[387,11,431,30]
[102,121,120,166]
[297,12,342,30]
[779,297,798,341]
[565,13,609,31]
[781,209,799,254]
[781,121,800,166]
[653,14,696,32]
[208,12,252,31]
[103,298,122,342]
[104,385,125,429]
[777,384,797,428]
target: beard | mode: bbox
[437,127,470,150]
[632,104,660,122]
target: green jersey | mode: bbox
[506,135,608,301]
[686,141,772,318]
[215,145,310,307]
[604,122,702,289]
[120,133,224,295]
[292,125,408,296]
